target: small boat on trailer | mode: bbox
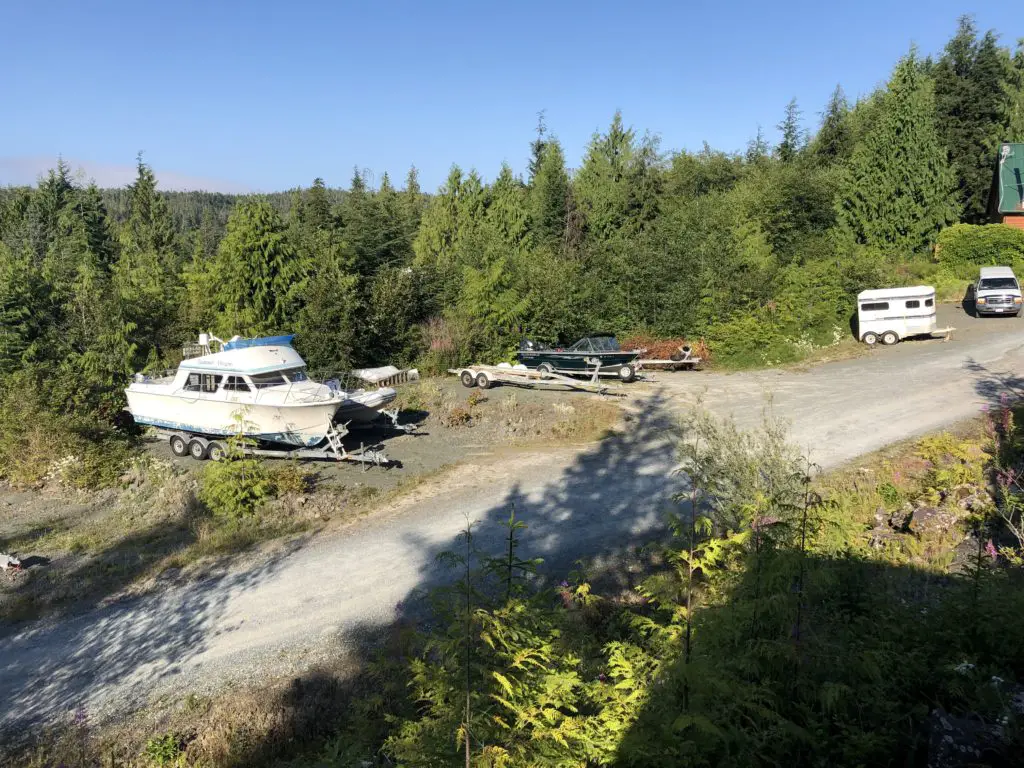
[125,333,398,462]
[516,335,644,382]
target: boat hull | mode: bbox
[126,391,343,447]
[516,350,640,375]
[335,388,398,424]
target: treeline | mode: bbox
[2,17,1024,423]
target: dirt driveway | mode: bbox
[3,302,1023,736]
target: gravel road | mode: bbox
[3,304,1023,735]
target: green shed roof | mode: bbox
[995,143,1024,214]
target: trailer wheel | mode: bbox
[460,370,476,388]
[207,441,227,462]
[881,331,899,346]
[169,434,189,457]
[618,364,636,383]
[537,363,554,377]
[475,372,491,389]
[861,332,878,345]
[188,439,209,460]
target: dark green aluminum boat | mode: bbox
[516,335,643,382]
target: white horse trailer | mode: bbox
[856,286,942,345]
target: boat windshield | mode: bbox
[249,371,289,388]
[589,336,621,352]
[248,367,310,388]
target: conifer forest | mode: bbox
[5,16,1024,768]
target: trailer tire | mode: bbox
[618,364,636,383]
[537,363,554,377]
[861,332,878,345]
[169,434,189,457]
[188,439,209,460]
[207,441,227,462]
[460,370,475,388]
[475,372,491,389]
[881,331,899,346]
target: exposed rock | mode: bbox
[908,506,959,536]
[943,484,975,503]
[888,502,915,532]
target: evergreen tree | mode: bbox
[0,243,35,374]
[933,17,1015,222]
[487,163,530,249]
[574,111,637,241]
[810,85,853,165]
[837,51,960,254]
[527,110,548,182]
[745,126,770,164]
[401,165,426,240]
[296,234,360,371]
[528,140,569,247]
[113,158,180,358]
[213,198,303,335]
[776,98,804,163]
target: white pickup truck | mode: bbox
[975,266,1023,317]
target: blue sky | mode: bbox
[0,1,1020,193]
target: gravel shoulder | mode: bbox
[3,302,1024,737]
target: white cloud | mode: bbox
[0,155,254,194]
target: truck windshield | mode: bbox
[980,278,1019,290]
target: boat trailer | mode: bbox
[449,360,616,394]
[635,345,703,371]
[156,419,393,469]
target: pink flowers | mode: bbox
[985,540,998,561]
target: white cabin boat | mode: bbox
[856,286,937,345]
[125,334,397,447]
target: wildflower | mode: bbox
[981,404,990,412]
[985,540,998,561]
[559,580,569,588]
[598,673,607,683]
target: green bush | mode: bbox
[936,223,1024,274]
[199,453,274,518]
[143,732,185,766]
[0,370,135,489]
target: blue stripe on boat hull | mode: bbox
[132,416,324,448]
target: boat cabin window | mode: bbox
[249,371,288,388]
[280,367,309,383]
[860,301,889,311]
[570,338,594,352]
[223,376,251,392]
[184,373,223,393]
[905,299,920,309]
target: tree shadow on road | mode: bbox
[965,357,1024,405]
[2,391,687,764]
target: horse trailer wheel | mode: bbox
[881,331,899,346]
[618,364,636,383]
[460,370,475,388]
[188,439,209,460]
[207,441,227,462]
[475,372,491,389]
[169,434,189,457]
[861,332,878,345]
